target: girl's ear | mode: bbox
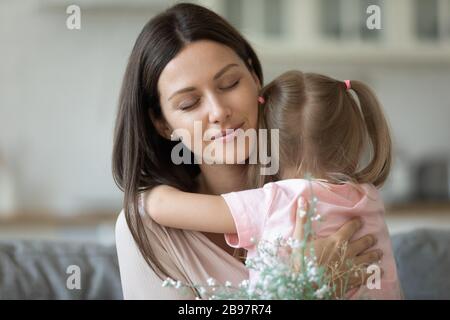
[149,110,172,140]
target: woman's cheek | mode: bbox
[234,85,259,126]
[235,98,258,130]
[182,118,208,160]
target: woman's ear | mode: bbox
[149,110,172,140]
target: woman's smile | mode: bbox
[209,122,245,143]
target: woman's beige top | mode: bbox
[115,195,249,299]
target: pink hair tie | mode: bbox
[258,96,265,104]
[344,80,351,90]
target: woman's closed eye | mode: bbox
[178,98,200,111]
[219,79,240,91]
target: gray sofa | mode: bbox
[0,240,122,300]
[0,228,449,299]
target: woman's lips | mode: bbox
[212,123,245,143]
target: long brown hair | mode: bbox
[112,3,263,279]
[251,70,392,188]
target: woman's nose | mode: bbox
[206,94,232,124]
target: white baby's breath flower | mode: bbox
[262,277,271,290]
[239,280,249,288]
[298,208,307,218]
[277,286,286,297]
[287,237,302,249]
[207,278,216,286]
[308,267,317,277]
[225,281,232,287]
[314,285,329,299]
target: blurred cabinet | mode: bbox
[200,0,450,64]
[0,211,117,245]
[385,202,450,234]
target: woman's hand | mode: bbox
[293,197,383,298]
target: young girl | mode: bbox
[144,70,403,299]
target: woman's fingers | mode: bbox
[293,197,310,242]
[347,234,377,257]
[352,249,383,267]
[334,218,362,244]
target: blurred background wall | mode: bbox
[1,0,450,242]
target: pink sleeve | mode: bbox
[221,183,277,249]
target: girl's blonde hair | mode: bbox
[247,70,392,189]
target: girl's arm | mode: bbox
[143,185,237,234]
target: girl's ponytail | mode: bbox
[248,71,392,189]
[349,81,392,187]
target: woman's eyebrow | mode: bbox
[168,63,239,101]
[168,87,196,101]
[213,63,239,80]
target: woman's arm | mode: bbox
[143,185,237,233]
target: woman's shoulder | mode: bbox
[115,209,128,238]
[115,208,171,259]
[115,210,198,299]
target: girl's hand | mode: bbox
[293,197,383,298]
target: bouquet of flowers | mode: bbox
[162,180,365,300]
[163,237,334,300]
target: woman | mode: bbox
[113,3,382,299]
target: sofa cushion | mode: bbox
[0,240,122,299]
[392,228,450,299]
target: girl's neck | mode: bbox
[197,163,247,195]
[280,166,303,180]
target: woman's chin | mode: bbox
[195,141,249,165]
[201,151,249,166]
[201,155,248,165]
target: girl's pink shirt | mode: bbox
[221,179,403,299]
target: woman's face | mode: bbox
[156,40,261,165]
